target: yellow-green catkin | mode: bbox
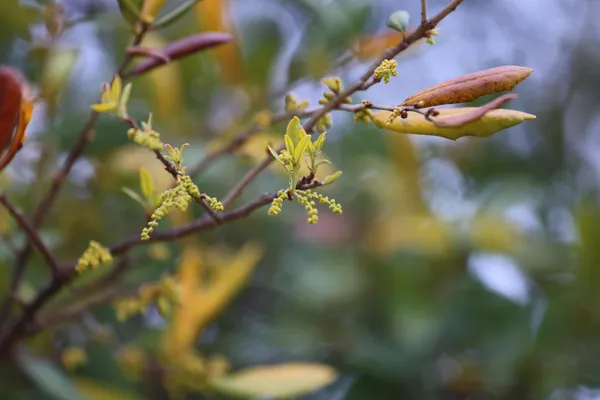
[268,190,288,216]
[141,174,223,240]
[316,113,332,133]
[374,59,398,84]
[354,108,373,124]
[385,108,404,126]
[319,77,351,105]
[285,94,310,113]
[76,241,112,273]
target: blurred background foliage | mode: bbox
[0,0,599,399]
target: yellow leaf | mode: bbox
[110,75,122,103]
[163,243,263,353]
[286,116,305,146]
[138,33,183,129]
[194,0,244,84]
[284,134,295,155]
[90,102,117,112]
[323,171,342,185]
[351,30,421,61]
[402,65,533,108]
[373,108,536,141]
[99,83,112,104]
[193,243,263,335]
[294,135,310,163]
[210,363,337,399]
[0,97,33,171]
[314,132,327,151]
[139,167,155,200]
[73,377,146,400]
[140,0,167,23]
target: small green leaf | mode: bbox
[306,137,315,153]
[323,171,342,185]
[268,145,284,165]
[122,187,146,208]
[286,116,306,146]
[314,132,327,151]
[210,363,337,399]
[152,0,202,29]
[118,83,133,117]
[294,135,311,163]
[387,10,409,33]
[314,159,331,169]
[284,135,295,155]
[139,167,155,199]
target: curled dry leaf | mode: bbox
[0,66,34,171]
[127,32,233,77]
[431,93,518,128]
[373,107,535,141]
[402,65,533,108]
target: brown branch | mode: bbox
[4,25,151,325]
[0,0,466,352]
[196,195,222,223]
[217,0,465,208]
[421,0,428,25]
[0,194,60,276]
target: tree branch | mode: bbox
[421,0,428,25]
[218,0,466,208]
[6,25,151,318]
[0,0,465,352]
[0,194,60,276]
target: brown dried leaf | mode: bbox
[431,93,518,128]
[402,65,533,108]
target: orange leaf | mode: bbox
[194,0,244,84]
[402,65,533,108]
[350,30,419,61]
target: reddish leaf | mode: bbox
[127,32,233,77]
[402,65,533,108]
[0,67,24,152]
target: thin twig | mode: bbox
[421,0,428,25]
[0,194,60,276]
[221,155,274,209]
